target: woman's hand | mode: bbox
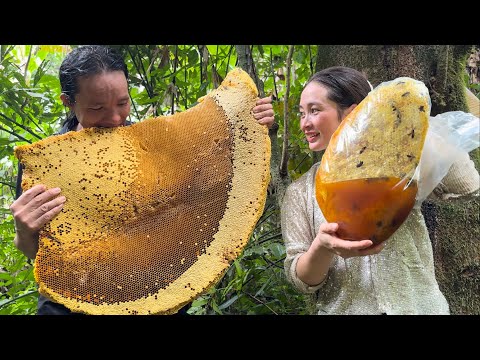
[297,221,386,286]
[252,96,275,128]
[10,184,66,259]
[313,222,386,259]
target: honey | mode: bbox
[315,175,417,245]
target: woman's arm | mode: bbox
[282,180,385,291]
[297,222,385,286]
[429,150,479,201]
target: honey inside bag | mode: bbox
[315,77,480,245]
[315,77,430,245]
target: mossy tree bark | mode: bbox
[316,45,480,314]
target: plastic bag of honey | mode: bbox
[315,77,430,245]
[315,77,480,245]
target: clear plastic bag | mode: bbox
[416,111,480,205]
[316,77,431,245]
[316,75,480,243]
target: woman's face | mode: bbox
[299,82,343,152]
[64,71,131,130]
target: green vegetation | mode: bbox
[1,45,477,315]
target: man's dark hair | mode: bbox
[59,45,128,129]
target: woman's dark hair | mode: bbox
[59,45,129,130]
[306,66,372,119]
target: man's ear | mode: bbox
[343,103,357,118]
[60,93,73,108]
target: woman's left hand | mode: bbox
[253,96,275,129]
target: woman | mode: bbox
[10,45,275,314]
[281,66,479,314]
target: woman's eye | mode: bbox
[90,107,102,111]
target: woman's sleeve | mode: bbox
[428,150,479,201]
[281,183,327,294]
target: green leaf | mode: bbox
[269,243,284,258]
[25,91,48,100]
[210,299,223,315]
[0,273,13,280]
[218,294,239,310]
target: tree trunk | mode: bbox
[316,45,480,314]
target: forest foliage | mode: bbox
[1,45,478,315]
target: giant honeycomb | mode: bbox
[315,77,430,245]
[15,68,271,315]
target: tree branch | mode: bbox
[270,48,279,100]
[280,45,294,177]
[171,45,178,114]
[0,125,31,143]
[0,113,43,140]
